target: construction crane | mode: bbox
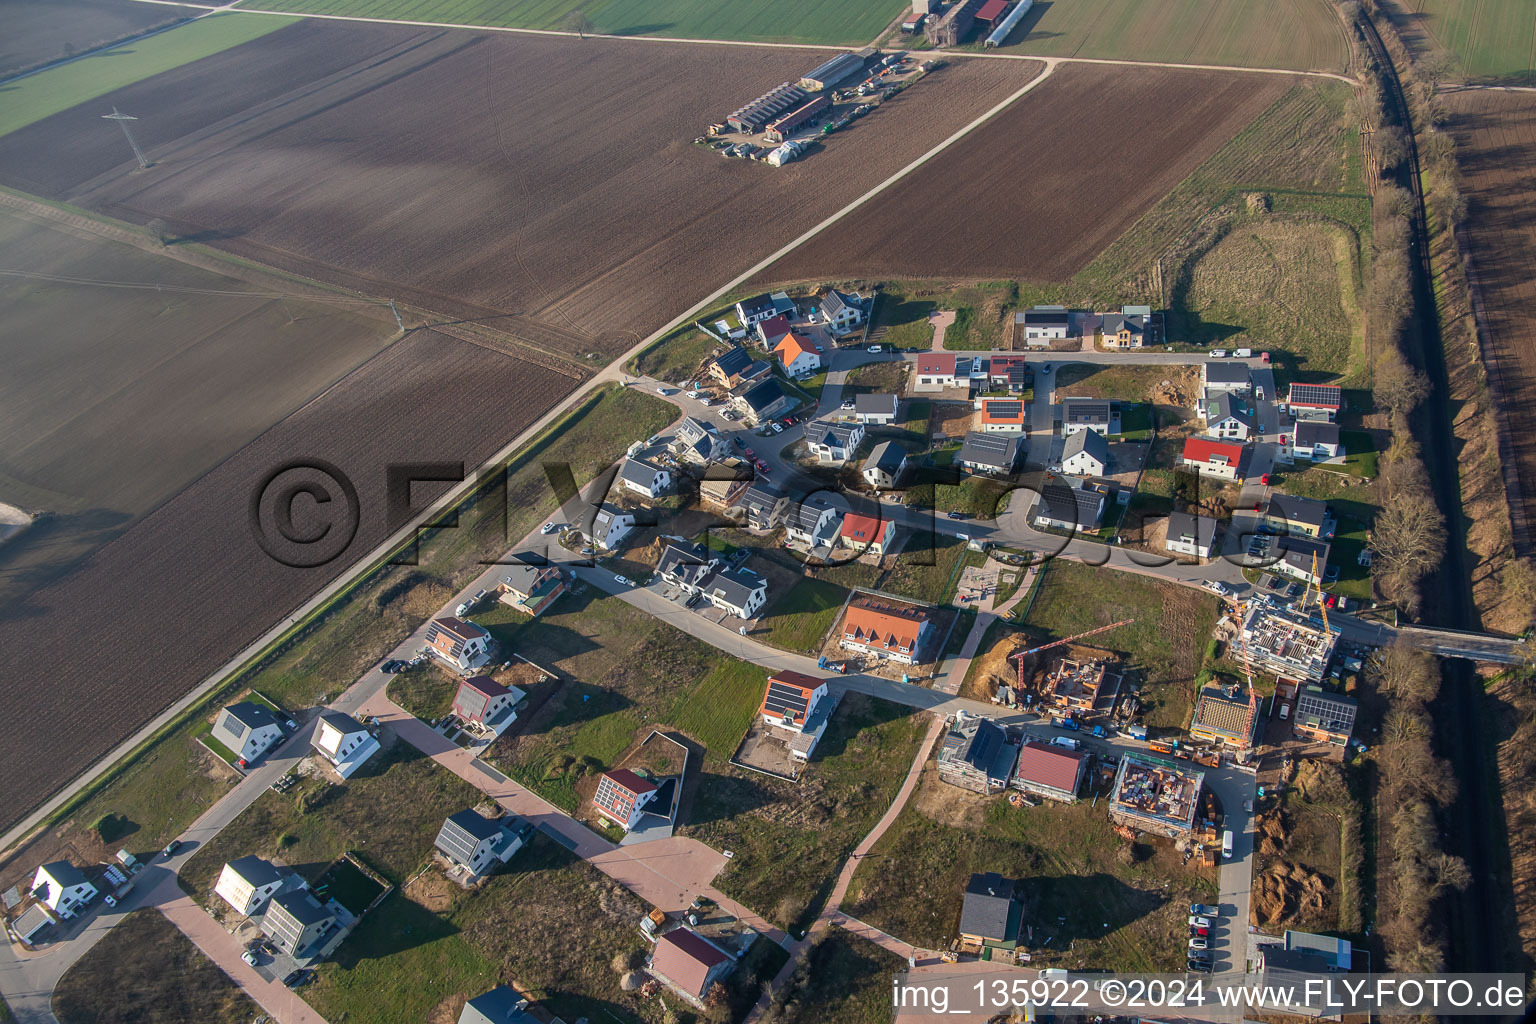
[1012,618,1135,688]
[1306,551,1331,634]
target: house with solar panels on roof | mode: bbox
[424,616,494,673]
[976,397,1026,434]
[938,713,1020,794]
[1287,383,1343,422]
[819,288,866,332]
[593,769,659,831]
[434,808,529,882]
[211,701,284,766]
[760,670,834,762]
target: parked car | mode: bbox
[1202,580,1230,596]
[161,840,183,859]
[613,575,630,586]
[1188,915,1212,928]
[541,521,559,535]
[1260,473,1272,485]
[867,344,883,353]
[1187,959,1212,973]
[699,396,713,406]
[947,511,966,520]
[1191,926,1209,937]
[1188,938,1208,950]
[841,400,856,410]
[241,950,259,967]
[687,390,700,399]
[744,448,756,457]
[770,422,784,433]
[655,386,669,395]
[1209,349,1228,358]
[1280,703,1291,720]
[103,894,117,908]
[1286,582,1303,598]
[1190,903,1218,917]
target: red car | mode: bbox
[1192,927,1210,937]
[1260,473,1272,485]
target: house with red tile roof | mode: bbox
[837,512,897,556]
[914,353,957,389]
[840,597,932,665]
[424,616,493,673]
[1010,740,1088,803]
[649,928,735,1006]
[1179,437,1250,482]
[592,768,658,831]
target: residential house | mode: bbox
[698,566,769,619]
[452,675,524,727]
[1261,494,1332,538]
[761,670,830,730]
[708,345,769,389]
[914,352,957,389]
[1294,420,1343,459]
[1287,383,1343,422]
[755,313,793,349]
[697,460,751,509]
[838,512,897,556]
[1099,306,1152,348]
[735,294,777,328]
[1240,603,1339,682]
[618,458,673,500]
[769,291,796,317]
[214,856,285,916]
[735,482,787,530]
[987,353,1032,392]
[1032,483,1105,533]
[657,541,718,592]
[580,503,636,551]
[976,397,1026,434]
[784,495,840,549]
[31,862,97,919]
[1179,437,1250,482]
[425,616,494,672]
[210,701,284,766]
[434,809,526,878]
[852,392,898,425]
[1291,684,1358,745]
[732,377,794,426]
[956,430,1022,476]
[841,598,931,665]
[938,714,1020,794]
[673,416,727,466]
[262,889,337,959]
[495,554,566,617]
[862,441,908,490]
[1010,741,1087,803]
[1190,683,1258,749]
[458,987,539,1024]
[1204,392,1254,440]
[1012,305,1076,347]
[592,768,658,831]
[1164,511,1219,560]
[774,331,822,378]
[649,928,734,1006]
[958,873,1023,951]
[1201,361,1252,397]
[1060,398,1111,435]
[1060,428,1109,477]
[1109,754,1204,839]
[1270,535,1332,584]
[310,711,379,779]
[806,420,865,464]
[820,288,865,332]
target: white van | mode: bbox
[1221,829,1234,859]
[1233,347,1252,357]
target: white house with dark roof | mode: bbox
[262,888,336,959]
[806,421,864,464]
[1014,305,1076,346]
[1099,309,1150,348]
[458,988,539,1024]
[210,701,284,765]
[735,294,777,327]
[819,288,865,332]
[699,566,768,619]
[452,676,523,728]
[735,482,788,530]
[657,541,718,591]
[1061,428,1109,477]
[434,809,526,879]
[784,495,841,548]
[215,855,285,915]
[731,377,794,426]
[1287,383,1343,422]
[593,769,658,831]
[1164,511,1219,560]
[31,862,96,919]
[580,503,636,551]
[1294,420,1343,459]
[852,392,898,425]
[1201,361,1252,398]
[1060,398,1111,436]
[671,417,727,465]
[1032,484,1105,532]
[956,431,1022,476]
[425,616,494,672]
[1204,392,1255,440]
[862,441,908,490]
[618,458,672,500]
[311,711,378,779]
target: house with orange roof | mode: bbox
[976,397,1027,434]
[774,331,822,378]
[760,670,835,761]
[838,512,897,556]
[592,768,658,831]
[840,597,933,665]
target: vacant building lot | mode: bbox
[995,0,1349,73]
[53,908,261,1024]
[0,25,1039,350]
[757,64,1296,287]
[0,205,393,604]
[0,0,203,78]
[250,0,906,46]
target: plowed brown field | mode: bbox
[0,330,576,826]
[0,23,1040,354]
[755,63,1296,286]
[1444,88,1536,546]
[0,0,200,78]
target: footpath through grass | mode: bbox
[0,13,294,139]
[246,0,904,45]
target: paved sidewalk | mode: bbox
[933,561,1036,695]
[928,310,956,351]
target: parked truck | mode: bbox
[1052,713,1080,731]
[1127,723,1148,741]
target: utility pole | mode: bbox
[387,299,403,333]
[102,108,150,169]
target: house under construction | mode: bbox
[1042,654,1123,713]
[1240,602,1339,683]
[1109,753,1204,839]
[1190,683,1259,750]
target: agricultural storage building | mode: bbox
[986,0,1034,46]
[766,94,830,142]
[974,0,1009,31]
[800,53,864,91]
[927,0,982,46]
[727,82,809,133]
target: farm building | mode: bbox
[1240,603,1339,683]
[927,0,983,47]
[1109,754,1203,839]
[985,0,1033,45]
[800,53,865,91]
[938,713,1019,794]
[973,0,1010,34]
[1190,683,1259,750]
[765,94,830,143]
[1010,740,1087,803]
[727,83,810,134]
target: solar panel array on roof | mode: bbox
[764,679,814,722]
[985,401,1022,417]
[1288,384,1342,407]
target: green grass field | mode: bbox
[770,927,907,1024]
[0,13,293,139]
[995,0,1349,73]
[244,0,903,45]
[1403,0,1536,82]
[758,578,847,652]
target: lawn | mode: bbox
[994,0,1349,73]
[769,927,907,1024]
[843,766,1218,971]
[386,667,458,721]
[1054,364,1185,403]
[1406,0,1536,82]
[178,741,485,899]
[1311,429,1379,478]
[53,909,261,1024]
[682,694,930,933]
[0,13,294,139]
[1022,561,1220,729]
[632,324,723,383]
[757,578,848,653]
[1262,467,1379,602]
[883,532,973,606]
[1115,403,1154,441]
[249,0,905,45]
[907,468,1014,520]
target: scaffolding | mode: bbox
[1109,754,1204,838]
[1240,602,1339,682]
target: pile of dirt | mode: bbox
[1252,860,1331,927]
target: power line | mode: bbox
[102,107,150,170]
